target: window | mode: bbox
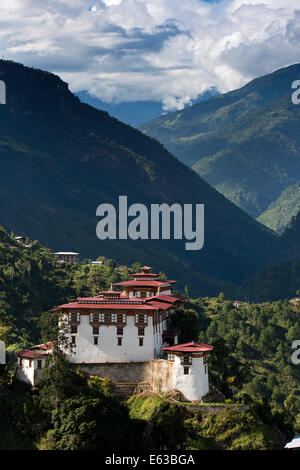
[69,312,80,323]
[111,313,117,323]
[94,336,98,345]
[203,355,208,364]
[204,365,207,374]
[181,355,192,365]
[104,313,111,323]
[71,336,76,345]
[93,326,99,335]
[168,354,175,362]
[37,360,42,369]
[29,360,32,368]
[184,367,189,375]
[118,337,122,346]
[138,327,145,336]
[99,313,105,323]
[117,327,123,336]
[20,358,23,366]
[135,313,147,325]
[139,338,144,347]
[71,325,77,334]
[117,313,126,324]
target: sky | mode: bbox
[1,0,300,112]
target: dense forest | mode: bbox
[0,226,299,450]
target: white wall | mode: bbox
[67,315,155,363]
[172,356,209,401]
[0,340,5,365]
[153,318,168,357]
[16,357,47,386]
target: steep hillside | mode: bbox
[278,211,300,261]
[0,60,277,295]
[258,181,300,233]
[140,64,300,224]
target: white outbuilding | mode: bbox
[162,342,214,401]
[16,342,54,386]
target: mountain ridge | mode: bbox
[139,63,300,228]
[0,59,280,295]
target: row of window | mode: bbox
[70,326,146,336]
[71,336,145,347]
[69,312,149,325]
[134,291,152,298]
[19,358,42,368]
[168,354,193,364]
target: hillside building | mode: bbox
[15,235,27,244]
[290,297,300,306]
[54,252,79,264]
[16,342,53,386]
[16,266,213,401]
[162,342,213,401]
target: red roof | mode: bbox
[18,342,54,359]
[113,280,176,287]
[77,295,138,302]
[130,273,160,277]
[55,302,155,310]
[145,294,185,303]
[147,301,173,310]
[162,341,214,353]
[55,291,183,312]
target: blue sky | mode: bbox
[1,1,300,112]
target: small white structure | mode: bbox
[54,252,79,264]
[0,340,6,365]
[290,297,300,306]
[162,342,213,401]
[92,261,103,265]
[15,236,27,244]
[16,342,53,386]
[233,300,248,308]
[285,435,300,449]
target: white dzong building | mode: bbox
[17,266,214,401]
[55,266,183,363]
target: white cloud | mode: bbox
[1,0,300,111]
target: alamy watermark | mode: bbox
[291,340,300,365]
[291,80,300,104]
[0,80,6,104]
[96,196,204,251]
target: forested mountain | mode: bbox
[258,181,300,233]
[0,60,278,295]
[0,230,298,450]
[140,64,300,230]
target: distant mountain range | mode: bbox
[139,64,300,233]
[0,60,282,296]
[76,88,218,128]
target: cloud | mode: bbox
[1,0,300,111]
